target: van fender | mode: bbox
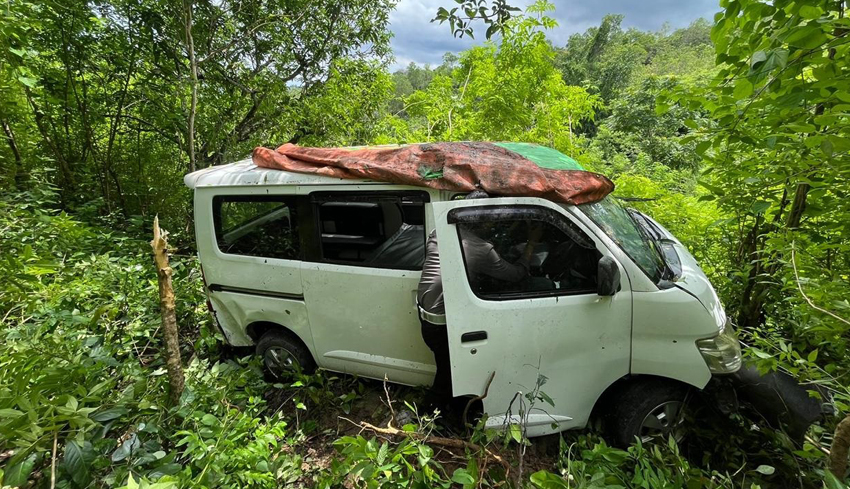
[208,289,316,359]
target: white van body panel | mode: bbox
[193,185,307,348]
[301,261,434,385]
[622,215,719,388]
[296,184,437,385]
[210,291,313,352]
[630,288,714,388]
[432,197,633,434]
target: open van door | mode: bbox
[430,198,632,436]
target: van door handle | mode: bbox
[461,331,487,343]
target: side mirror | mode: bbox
[597,256,621,296]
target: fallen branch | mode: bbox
[382,375,396,427]
[358,421,511,476]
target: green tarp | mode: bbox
[493,142,585,171]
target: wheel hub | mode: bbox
[639,400,684,444]
[264,346,296,376]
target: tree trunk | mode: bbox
[151,216,185,405]
[736,215,764,327]
[24,88,75,187]
[737,180,808,328]
[785,182,810,229]
[831,414,850,480]
[184,0,198,173]
[1,117,26,189]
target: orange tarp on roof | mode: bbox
[252,142,613,205]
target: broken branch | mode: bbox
[830,414,850,479]
[358,421,511,476]
[151,216,185,405]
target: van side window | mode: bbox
[213,196,300,260]
[311,191,429,270]
[457,213,601,299]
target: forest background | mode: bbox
[1,0,849,487]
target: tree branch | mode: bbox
[791,242,850,327]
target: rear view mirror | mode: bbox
[597,256,621,296]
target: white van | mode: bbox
[184,156,742,445]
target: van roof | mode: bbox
[183,158,374,189]
[184,142,592,193]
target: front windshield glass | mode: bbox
[578,197,666,283]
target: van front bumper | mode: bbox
[704,364,834,443]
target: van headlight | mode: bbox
[696,320,742,374]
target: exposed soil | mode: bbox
[262,373,564,485]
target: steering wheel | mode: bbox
[541,240,576,281]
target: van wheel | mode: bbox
[605,378,689,447]
[256,331,315,378]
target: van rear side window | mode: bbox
[311,191,428,270]
[213,196,300,260]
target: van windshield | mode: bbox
[577,197,666,283]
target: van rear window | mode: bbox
[213,196,299,260]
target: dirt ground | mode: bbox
[264,374,563,485]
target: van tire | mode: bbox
[256,330,315,378]
[605,378,689,448]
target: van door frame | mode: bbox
[431,196,635,435]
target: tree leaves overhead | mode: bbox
[432,0,523,39]
[662,0,850,342]
[0,0,395,217]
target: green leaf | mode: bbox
[146,483,179,489]
[749,49,788,83]
[0,408,24,418]
[798,5,822,19]
[376,442,389,465]
[451,468,476,485]
[784,123,816,133]
[91,406,128,422]
[417,443,433,465]
[112,433,140,462]
[755,464,775,475]
[509,424,522,443]
[3,454,37,487]
[751,201,771,214]
[201,413,218,425]
[778,25,828,49]
[64,441,92,487]
[695,140,712,156]
[733,79,753,99]
[807,349,818,362]
[753,349,773,359]
[530,470,570,488]
[821,139,834,157]
[824,471,848,489]
[17,76,37,87]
